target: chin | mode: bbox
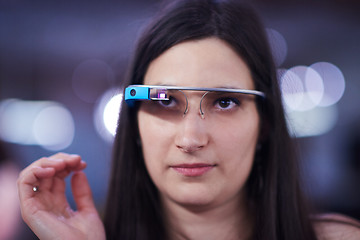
[168,184,219,210]
[176,198,216,212]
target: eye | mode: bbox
[157,96,177,108]
[214,97,240,110]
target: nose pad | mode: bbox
[181,91,209,119]
[179,90,189,117]
[199,91,210,119]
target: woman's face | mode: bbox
[137,38,260,209]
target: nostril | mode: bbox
[176,144,204,153]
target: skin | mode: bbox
[17,153,105,240]
[314,214,360,240]
[138,38,260,239]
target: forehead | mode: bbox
[144,38,255,89]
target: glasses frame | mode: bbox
[125,84,266,107]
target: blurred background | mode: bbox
[0,0,359,238]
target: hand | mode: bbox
[17,153,106,240]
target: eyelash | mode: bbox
[153,95,242,112]
[158,96,178,108]
[213,97,241,110]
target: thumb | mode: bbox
[71,171,96,212]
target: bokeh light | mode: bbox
[94,88,122,142]
[0,99,75,150]
[280,62,345,138]
[33,105,75,150]
[286,105,339,138]
[283,65,324,111]
[266,28,288,67]
[103,94,122,136]
[310,62,345,107]
[279,68,305,111]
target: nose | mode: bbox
[175,108,209,153]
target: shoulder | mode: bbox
[313,213,360,240]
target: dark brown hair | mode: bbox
[104,0,318,239]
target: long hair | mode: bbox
[104,0,318,239]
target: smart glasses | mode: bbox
[125,85,265,119]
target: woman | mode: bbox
[17,0,360,239]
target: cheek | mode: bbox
[137,110,174,180]
[215,111,260,180]
[218,127,257,174]
[216,112,260,154]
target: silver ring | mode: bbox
[32,186,39,192]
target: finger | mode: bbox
[18,167,56,202]
[18,158,62,180]
[50,152,80,159]
[38,153,85,179]
[18,166,56,186]
[71,171,96,212]
[54,160,86,179]
[51,153,81,168]
[74,160,87,171]
[52,153,86,175]
[47,175,67,199]
[30,157,68,193]
[39,158,66,171]
[49,163,86,195]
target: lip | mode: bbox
[170,163,216,177]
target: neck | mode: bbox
[162,193,253,240]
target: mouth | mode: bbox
[170,163,216,177]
